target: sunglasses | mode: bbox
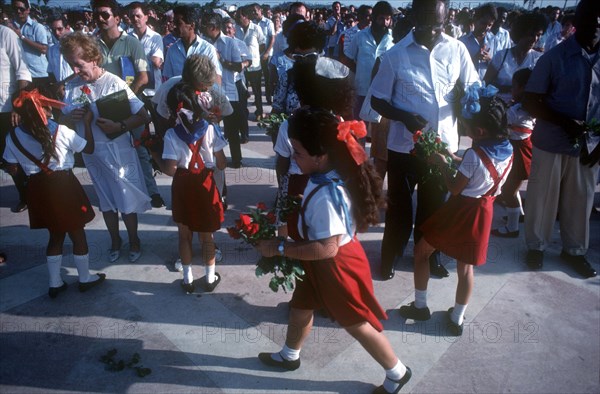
[13,6,27,12]
[93,11,113,20]
[292,52,319,61]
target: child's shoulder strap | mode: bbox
[9,128,54,174]
[473,146,513,197]
[300,183,328,241]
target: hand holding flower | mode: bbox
[255,239,280,258]
[404,113,428,133]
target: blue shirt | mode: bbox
[526,35,600,156]
[16,16,48,78]
[163,36,222,79]
[459,31,494,79]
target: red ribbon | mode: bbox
[337,120,368,165]
[13,89,66,126]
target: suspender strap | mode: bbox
[473,147,513,197]
[299,184,327,241]
[9,128,58,174]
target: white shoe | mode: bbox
[174,258,183,272]
[215,248,223,263]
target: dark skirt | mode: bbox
[27,169,95,232]
[286,174,309,242]
[507,138,532,182]
[290,238,388,331]
[172,167,223,232]
[420,194,495,266]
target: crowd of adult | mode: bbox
[0,0,598,391]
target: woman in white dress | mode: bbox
[60,33,151,263]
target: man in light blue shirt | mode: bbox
[459,4,497,79]
[9,0,48,85]
[163,5,221,82]
[47,15,73,84]
[345,1,394,120]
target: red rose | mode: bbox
[412,130,422,143]
[80,85,91,95]
[240,214,252,227]
[256,202,267,211]
[435,137,442,144]
[247,223,260,236]
[266,212,276,224]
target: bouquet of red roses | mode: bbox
[133,127,163,153]
[227,202,304,293]
[411,128,456,185]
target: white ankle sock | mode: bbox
[278,344,300,361]
[74,254,91,283]
[206,264,216,284]
[451,303,468,325]
[183,264,193,284]
[47,255,63,288]
[506,207,521,232]
[384,360,408,392]
[414,289,428,309]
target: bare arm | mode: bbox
[256,235,342,261]
[130,71,149,95]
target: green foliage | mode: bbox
[99,349,152,378]
[257,113,288,137]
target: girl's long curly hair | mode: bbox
[288,107,384,232]
[12,87,58,163]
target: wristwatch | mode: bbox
[277,239,285,256]
[119,121,127,132]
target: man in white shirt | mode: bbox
[0,24,32,212]
[345,1,394,120]
[128,2,163,98]
[235,5,266,120]
[339,5,371,67]
[202,13,246,168]
[371,0,480,281]
[540,7,562,52]
[163,5,222,83]
[252,3,275,105]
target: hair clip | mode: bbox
[461,82,499,119]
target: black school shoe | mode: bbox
[181,280,195,294]
[446,307,464,336]
[48,281,68,299]
[399,302,431,321]
[150,194,165,208]
[258,352,301,371]
[372,367,412,394]
[560,251,597,278]
[78,273,106,292]
[203,273,221,292]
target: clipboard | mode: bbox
[95,90,132,140]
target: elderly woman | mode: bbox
[483,12,547,103]
[60,32,151,263]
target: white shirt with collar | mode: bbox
[206,33,242,102]
[346,26,394,96]
[163,36,222,79]
[0,25,32,112]
[235,22,265,72]
[129,26,164,96]
[257,17,275,57]
[371,31,480,154]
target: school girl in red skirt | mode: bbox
[255,108,411,394]
[492,68,535,238]
[3,88,105,298]
[399,92,513,336]
[150,82,227,294]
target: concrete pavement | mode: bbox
[1,116,599,393]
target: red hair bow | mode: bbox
[337,120,368,165]
[13,89,65,126]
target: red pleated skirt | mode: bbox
[27,169,95,232]
[290,238,388,331]
[172,168,223,232]
[507,138,532,182]
[420,194,494,266]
